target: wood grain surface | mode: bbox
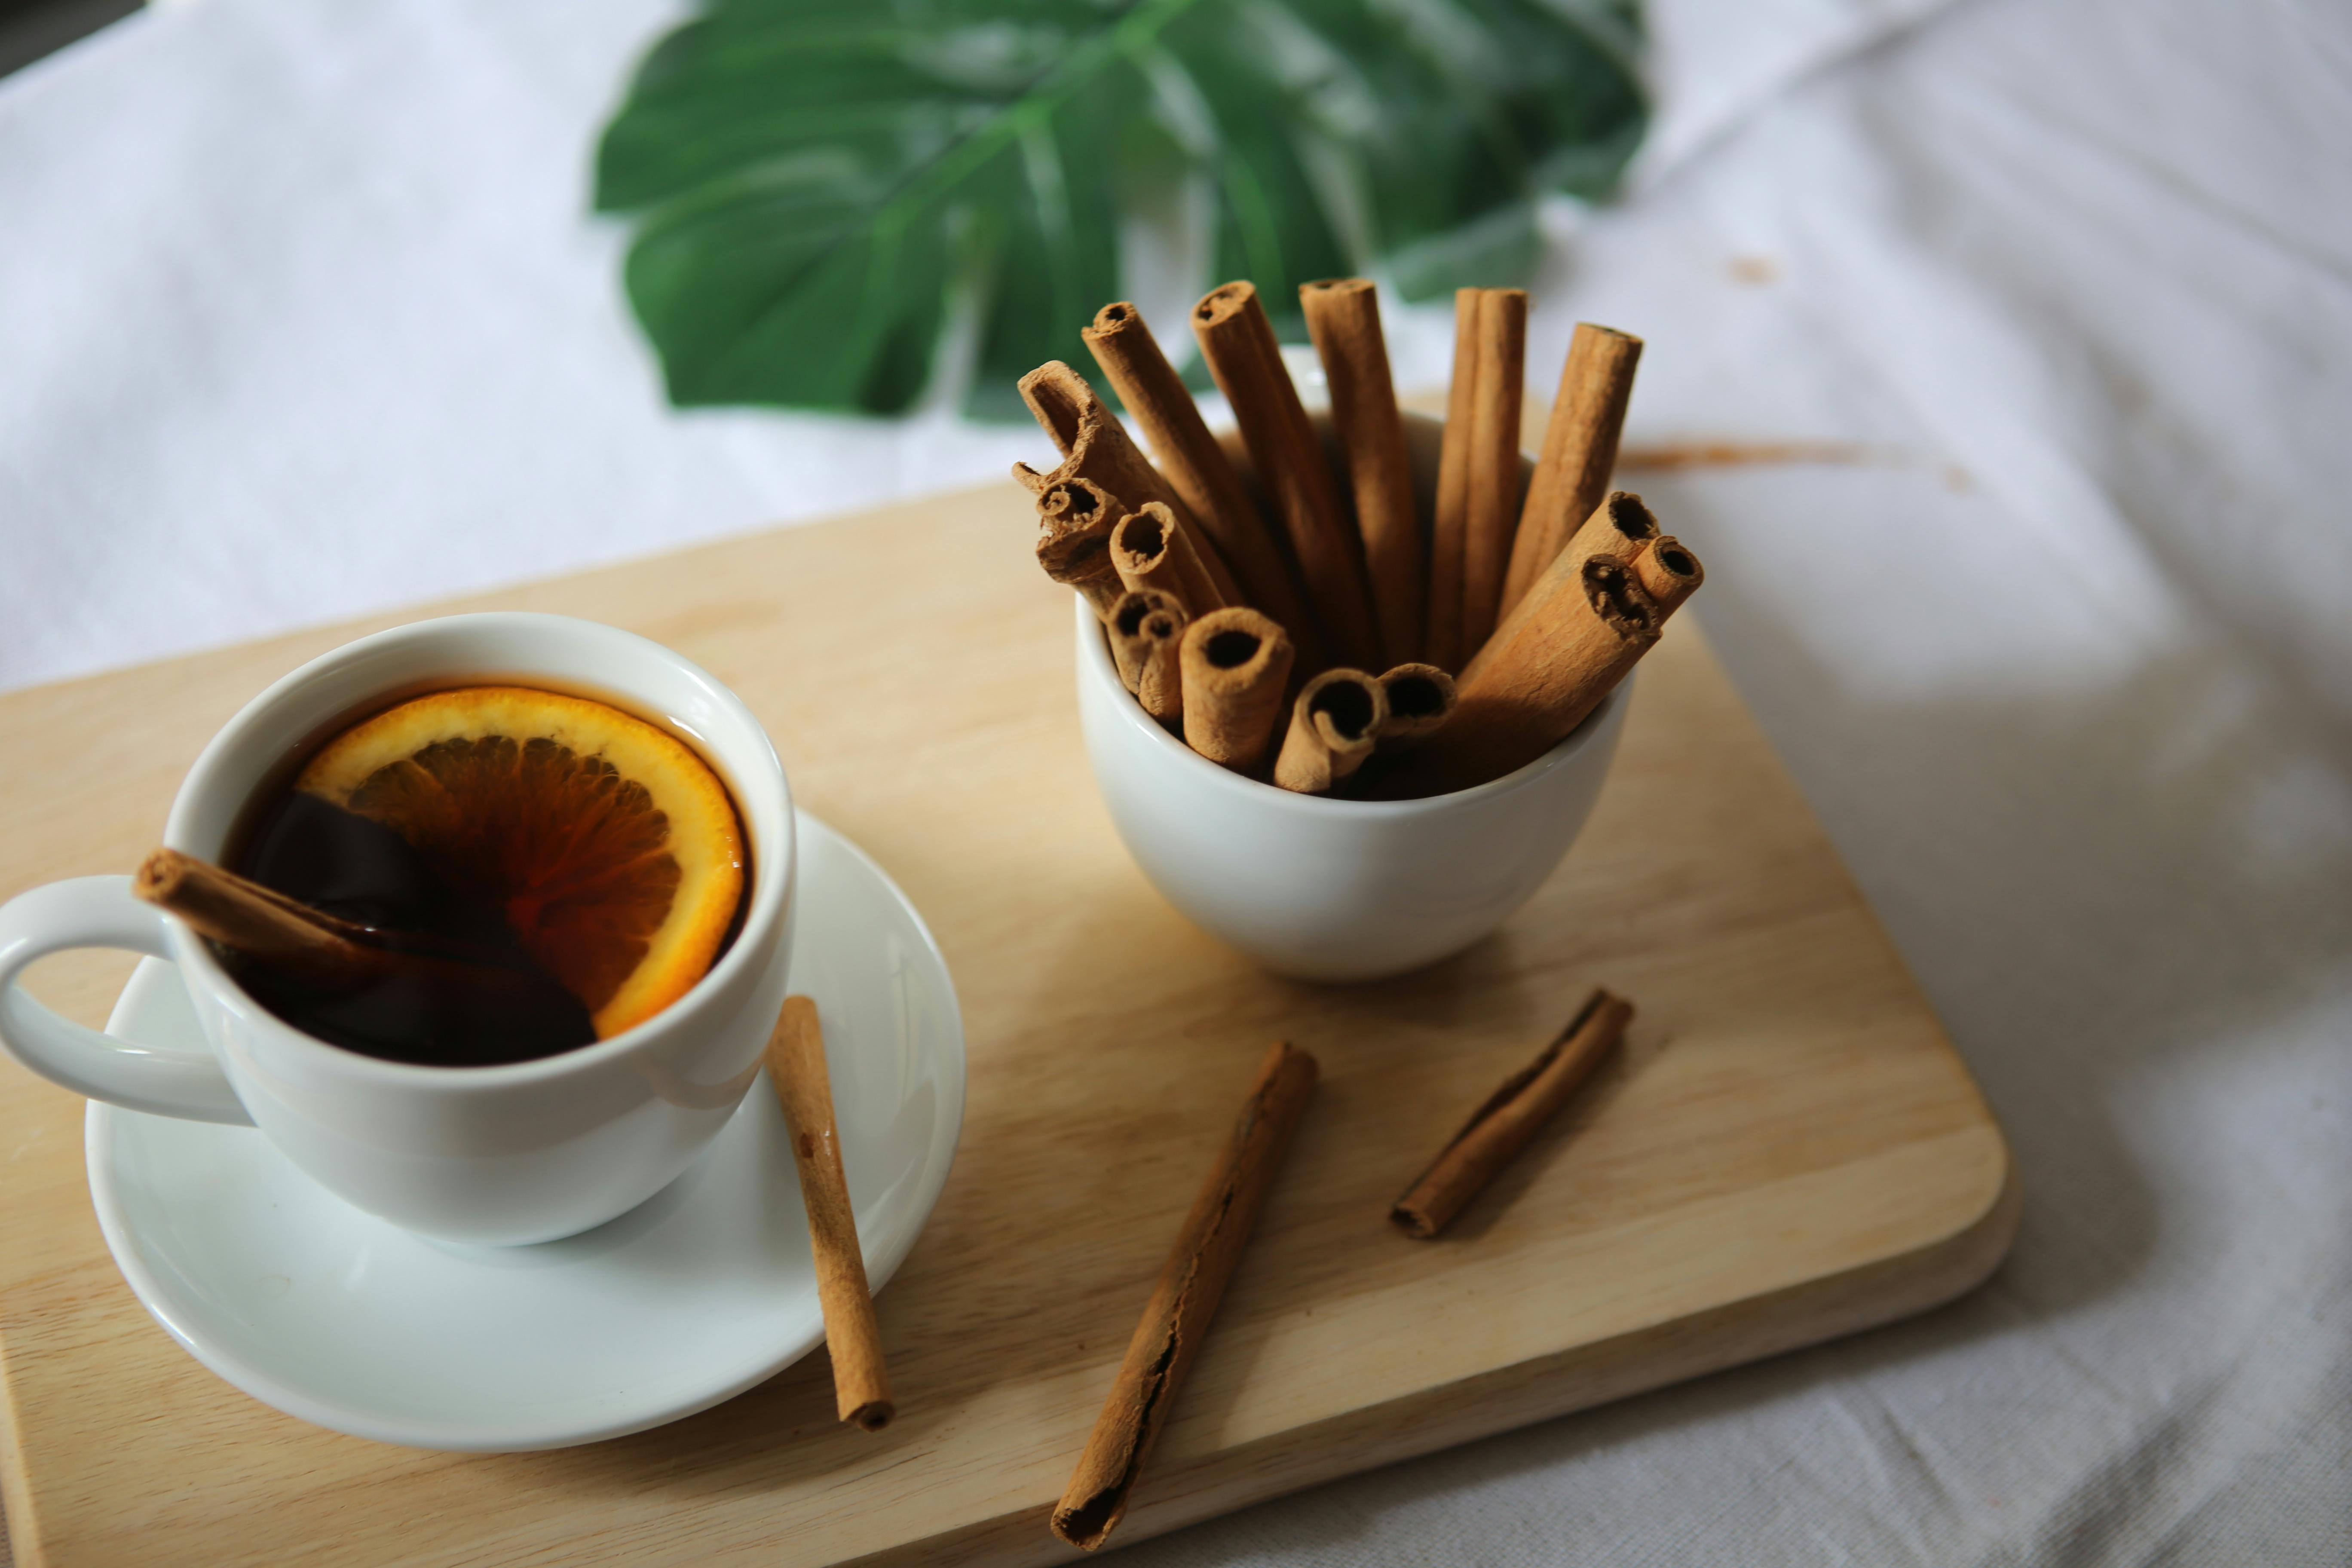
[0,478,2015,1567]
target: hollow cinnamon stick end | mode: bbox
[131,847,195,905]
[847,1398,894,1434]
[1049,1499,1116,1553]
[1387,1202,1440,1241]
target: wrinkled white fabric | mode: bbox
[3,0,2348,1563]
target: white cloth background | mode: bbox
[3,0,2348,1562]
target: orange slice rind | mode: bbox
[297,686,744,1039]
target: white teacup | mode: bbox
[1075,413,1631,981]
[0,613,795,1246]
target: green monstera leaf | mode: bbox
[595,0,1646,420]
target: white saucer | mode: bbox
[84,812,964,1452]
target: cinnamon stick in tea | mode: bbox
[1036,478,1127,618]
[1432,495,1701,790]
[1109,590,1188,725]
[1425,290,1484,672]
[1193,281,1381,671]
[766,995,894,1431]
[1501,324,1642,618]
[1051,1041,1318,1551]
[1081,302,1277,613]
[1390,989,1632,1239]
[134,849,571,1015]
[1272,668,1388,795]
[1179,607,1295,773]
[1375,663,1458,750]
[135,848,380,981]
[1459,288,1528,662]
[1013,361,1192,533]
[1300,279,1421,665]
[1110,502,1225,617]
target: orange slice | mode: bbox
[296,686,745,1039]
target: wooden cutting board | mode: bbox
[0,479,2014,1568]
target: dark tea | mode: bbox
[227,685,748,1067]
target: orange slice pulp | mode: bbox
[296,686,745,1039]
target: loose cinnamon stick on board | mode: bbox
[1429,496,1702,791]
[1501,324,1643,618]
[1390,989,1632,1239]
[1080,302,1277,613]
[1051,1041,1319,1551]
[765,995,894,1432]
[1271,668,1388,795]
[1424,290,1485,672]
[1110,502,1225,617]
[1108,590,1188,725]
[1014,362,1194,538]
[1193,281,1381,672]
[1300,279,1421,665]
[1036,478,1127,619]
[134,848,381,980]
[1459,287,1528,662]
[1179,607,1295,772]
[1374,663,1458,750]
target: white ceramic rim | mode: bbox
[159,611,794,1093]
[83,813,966,1452]
[1076,594,1630,820]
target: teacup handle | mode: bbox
[0,876,251,1125]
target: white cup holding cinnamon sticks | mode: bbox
[1077,416,1631,982]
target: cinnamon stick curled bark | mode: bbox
[1425,290,1485,672]
[1051,1041,1319,1551]
[1179,607,1295,773]
[1081,302,1271,612]
[1374,664,1458,751]
[1013,362,1191,535]
[1390,989,1632,1239]
[1271,668,1388,795]
[766,995,894,1431]
[1429,493,1700,791]
[1459,287,1528,662]
[1110,502,1225,617]
[1193,281,1381,672]
[1037,478,1127,619]
[1301,279,1421,666]
[1108,590,1188,725]
[1502,324,1642,619]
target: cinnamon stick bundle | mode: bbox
[1081,302,1280,614]
[1458,288,1528,662]
[1179,607,1296,773]
[1051,1041,1318,1550]
[1271,668,1387,795]
[1108,590,1188,725]
[1424,290,1484,672]
[1301,279,1421,665]
[1193,281,1381,671]
[1501,324,1642,619]
[1110,502,1225,617]
[1390,990,1632,1239]
[1374,663,1458,750]
[1014,361,1194,539]
[1430,495,1702,791]
[765,995,894,1430]
[1036,478,1126,618]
